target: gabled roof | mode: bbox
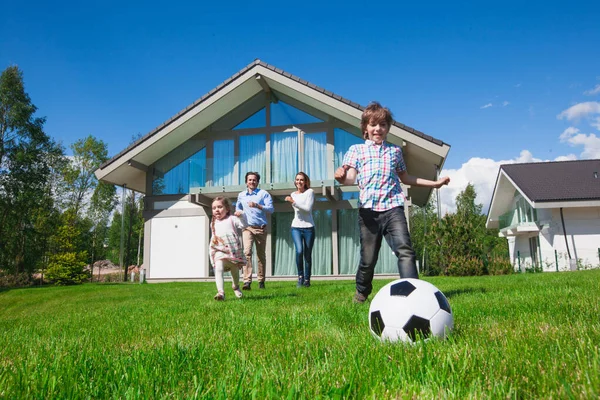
[502,159,600,202]
[95,59,450,205]
[486,159,600,229]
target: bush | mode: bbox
[0,272,35,288]
[445,256,485,276]
[45,252,88,285]
[487,256,514,275]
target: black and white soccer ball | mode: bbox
[369,278,453,343]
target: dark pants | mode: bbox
[291,227,315,282]
[356,206,418,296]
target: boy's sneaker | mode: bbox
[353,291,368,304]
[259,282,265,289]
[214,292,225,301]
[242,282,251,291]
[232,285,243,299]
[303,280,311,288]
[296,277,304,288]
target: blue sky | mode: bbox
[2,1,599,212]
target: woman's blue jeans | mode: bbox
[356,206,418,296]
[291,227,315,281]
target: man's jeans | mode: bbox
[356,206,418,296]
[291,227,315,281]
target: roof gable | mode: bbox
[95,59,450,203]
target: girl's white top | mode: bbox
[212,214,247,262]
[291,188,315,228]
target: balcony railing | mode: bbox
[498,206,538,230]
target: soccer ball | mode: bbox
[368,278,453,343]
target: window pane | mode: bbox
[213,140,235,186]
[153,147,206,195]
[271,101,322,126]
[234,108,266,130]
[271,132,298,184]
[239,135,266,183]
[273,212,295,276]
[334,128,362,168]
[304,132,327,181]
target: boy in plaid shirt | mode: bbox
[334,102,450,303]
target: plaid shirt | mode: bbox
[342,139,407,211]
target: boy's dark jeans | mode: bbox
[356,206,418,297]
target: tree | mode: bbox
[62,135,111,217]
[422,183,509,276]
[0,66,65,277]
[45,210,89,285]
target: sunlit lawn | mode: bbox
[1,270,599,398]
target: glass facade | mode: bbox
[150,98,407,277]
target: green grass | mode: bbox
[1,271,599,399]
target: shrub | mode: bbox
[45,252,88,285]
[487,256,514,275]
[0,272,35,288]
[445,256,485,276]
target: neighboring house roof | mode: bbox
[486,159,600,229]
[94,59,450,205]
[502,159,600,202]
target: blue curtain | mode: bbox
[239,135,266,183]
[273,210,332,276]
[304,132,327,181]
[271,132,298,184]
[153,147,206,195]
[213,140,234,186]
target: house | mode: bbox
[486,159,600,272]
[94,60,450,282]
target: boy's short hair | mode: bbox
[245,171,261,183]
[361,102,394,139]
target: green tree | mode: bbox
[423,183,510,276]
[0,66,65,278]
[45,210,89,285]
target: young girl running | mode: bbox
[210,196,247,301]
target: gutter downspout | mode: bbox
[559,207,574,270]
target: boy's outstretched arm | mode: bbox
[398,171,450,188]
[334,165,357,185]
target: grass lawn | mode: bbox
[1,270,599,399]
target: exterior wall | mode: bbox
[143,196,210,281]
[507,206,600,272]
[545,207,600,270]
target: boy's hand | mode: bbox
[334,166,348,183]
[234,210,243,217]
[435,176,451,188]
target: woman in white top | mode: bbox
[285,172,315,287]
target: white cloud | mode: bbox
[502,101,510,107]
[557,101,600,121]
[584,84,600,96]
[559,126,600,159]
[480,103,492,109]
